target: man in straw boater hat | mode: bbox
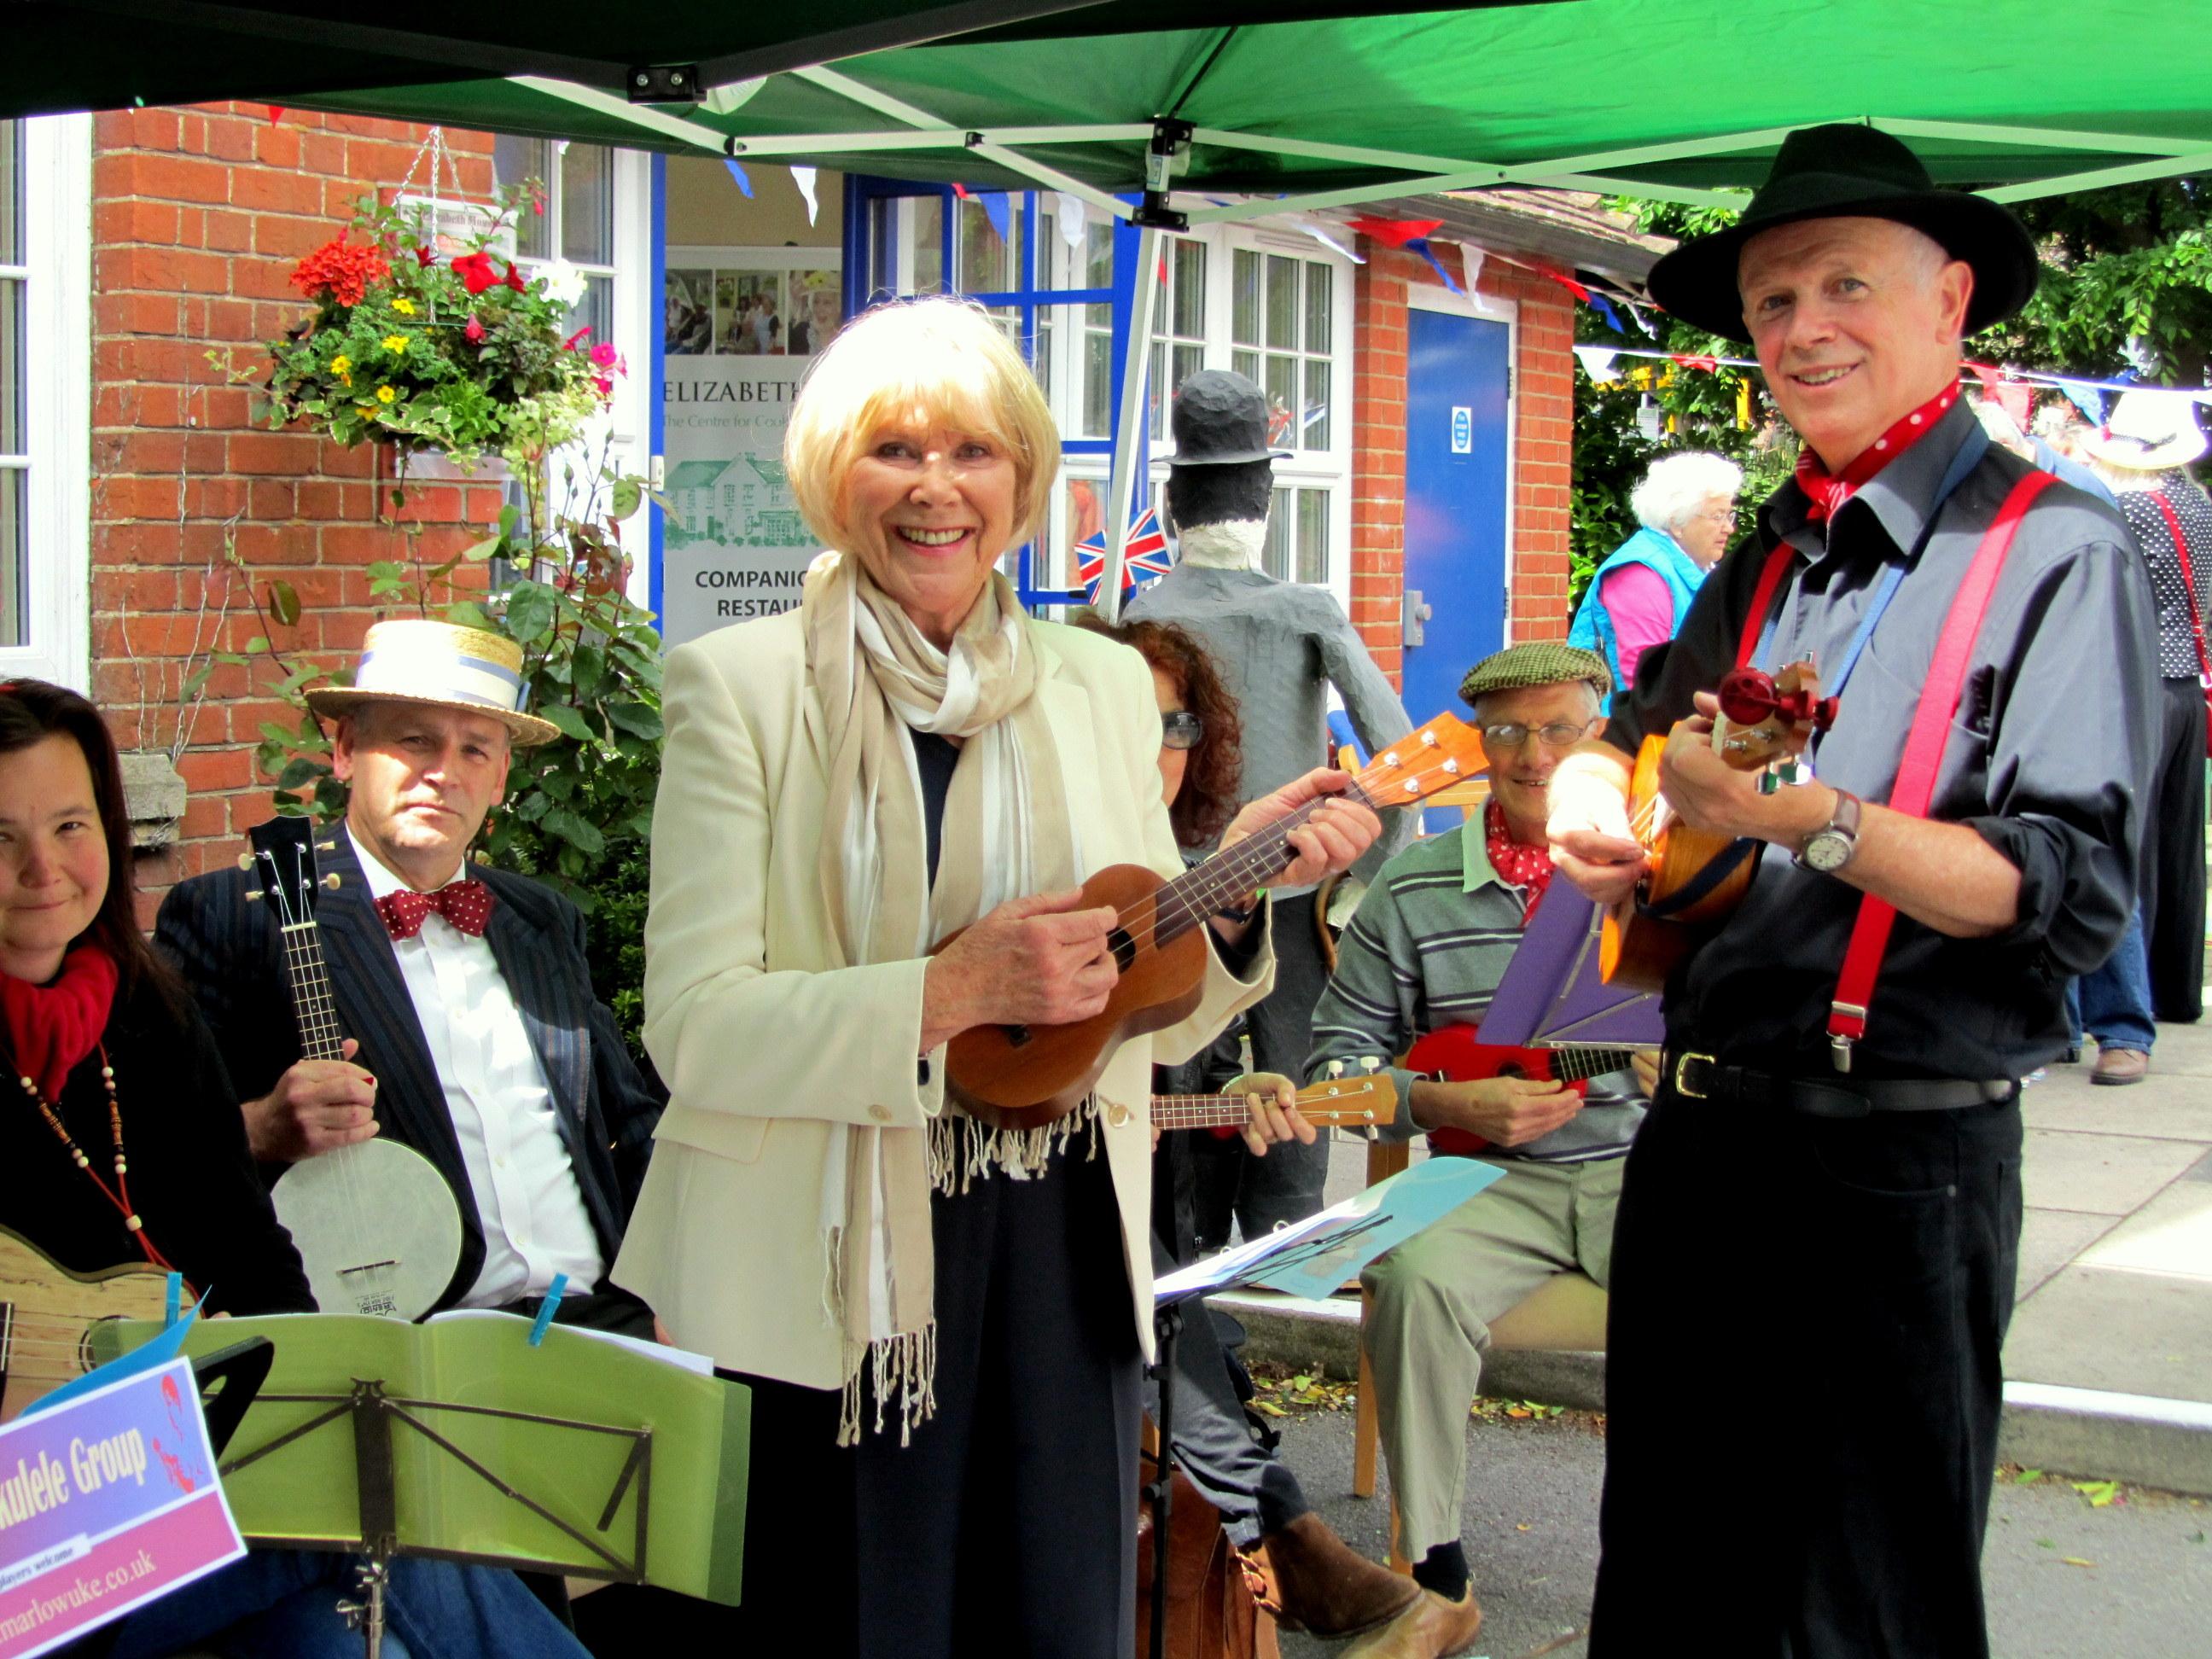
[157,620,665,1336]
[1545,125,2163,1656]
[1303,639,1653,1659]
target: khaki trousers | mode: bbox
[1361,1155,1623,1561]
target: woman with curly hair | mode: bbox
[1076,616,1417,1640]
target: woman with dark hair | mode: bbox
[0,678,311,1316]
[0,680,591,1659]
[1078,619,1417,1641]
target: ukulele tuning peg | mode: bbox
[1360,1124,1379,1142]
[244,889,262,903]
[1360,1056,1380,1072]
[236,853,254,870]
[1442,759,1460,775]
[323,874,342,890]
[316,841,337,853]
[1420,731,1439,747]
[1381,750,1400,768]
[1326,1060,1346,1080]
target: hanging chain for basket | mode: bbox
[393,126,504,329]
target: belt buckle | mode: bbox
[1673,1052,1716,1099]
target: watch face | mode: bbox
[1804,831,1852,872]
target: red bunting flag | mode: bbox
[1669,352,1720,374]
[1346,216,1445,250]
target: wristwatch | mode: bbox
[1796,788,1862,874]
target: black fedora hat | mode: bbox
[1169,369,1292,466]
[1645,125,2039,343]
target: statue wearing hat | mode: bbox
[1544,125,2164,1658]
[1125,368,1416,1239]
[1301,639,1641,1658]
[156,620,666,1334]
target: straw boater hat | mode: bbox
[1645,125,2040,344]
[2082,390,2209,471]
[305,620,562,747]
[1458,641,1613,710]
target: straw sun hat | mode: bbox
[305,620,562,748]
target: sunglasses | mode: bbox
[1161,711,1204,751]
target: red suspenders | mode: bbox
[1731,471,2058,1070]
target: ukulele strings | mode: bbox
[1110,748,1477,953]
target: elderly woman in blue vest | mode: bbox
[1569,451,1743,689]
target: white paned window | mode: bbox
[0,115,90,688]
[490,138,652,603]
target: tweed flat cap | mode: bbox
[1458,641,1613,709]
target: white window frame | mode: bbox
[484,140,654,608]
[2,114,91,690]
[1406,278,1521,646]
[1027,216,1356,610]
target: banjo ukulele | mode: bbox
[245,818,463,1319]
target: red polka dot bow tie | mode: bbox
[375,880,496,941]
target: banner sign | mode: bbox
[659,247,841,650]
[0,1360,245,1657]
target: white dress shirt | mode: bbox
[356,840,602,1307]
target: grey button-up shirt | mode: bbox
[1605,397,2161,1080]
[1124,563,1417,892]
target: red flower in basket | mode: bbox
[464,313,486,345]
[289,235,391,308]
[503,261,528,294]
[412,245,435,268]
[451,252,499,296]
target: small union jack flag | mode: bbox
[1074,506,1173,605]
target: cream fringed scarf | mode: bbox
[801,550,1091,1444]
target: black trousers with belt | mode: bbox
[1588,1077,2023,1659]
[707,1129,1142,1659]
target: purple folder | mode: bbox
[1474,886,1664,1048]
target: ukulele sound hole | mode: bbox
[1108,928,1136,974]
[1003,1025,1033,1049]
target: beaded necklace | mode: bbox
[15,1042,178,1273]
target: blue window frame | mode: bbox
[842,175,1146,609]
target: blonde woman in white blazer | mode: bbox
[613,300,1381,1656]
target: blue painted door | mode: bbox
[1403,306,1511,726]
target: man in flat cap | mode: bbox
[1304,642,1653,1659]
[1546,125,2161,1656]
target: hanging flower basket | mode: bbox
[251,183,620,472]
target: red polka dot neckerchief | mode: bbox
[375,879,497,941]
[1793,386,1959,525]
[1484,800,1555,921]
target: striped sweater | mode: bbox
[1304,824,1644,1163]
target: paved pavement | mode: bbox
[1272,1005,2212,1492]
[1266,1407,2212,1659]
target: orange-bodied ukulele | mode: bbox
[1598,661,1837,992]
[941,712,1489,1130]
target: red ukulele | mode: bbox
[1401,1024,1638,1156]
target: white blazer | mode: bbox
[614,608,1275,1388]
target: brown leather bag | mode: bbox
[1134,1452,1281,1659]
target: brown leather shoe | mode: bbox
[2092,1046,2150,1086]
[1339,1585,1484,1658]
[1246,1514,1420,1638]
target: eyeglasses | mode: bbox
[1161,711,1205,751]
[1695,505,1739,525]
[1481,719,1595,751]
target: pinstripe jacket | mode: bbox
[154,826,664,1310]
[1304,822,1643,1163]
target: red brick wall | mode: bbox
[87,103,505,920]
[1349,242,1578,687]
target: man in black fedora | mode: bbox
[1546,125,2161,1656]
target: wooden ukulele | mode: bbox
[942,712,1490,1130]
[244,818,464,1320]
[1151,1071,1397,1136]
[1599,661,1837,992]
[1403,1024,1638,1156]
[0,1223,169,1423]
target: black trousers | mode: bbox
[1588,1082,2023,1659]
[708,1132,1141,1658]
[1144,1231,1310,1548]
[1189,893,1331,1249]
[2145,676,2207,1022]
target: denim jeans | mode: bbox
[95,1551,585,1659]
[2066,907,2157,1053]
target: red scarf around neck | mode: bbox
[1,945,119,1101]
[1793,385,1959,524]
[1484,800,1555,921]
